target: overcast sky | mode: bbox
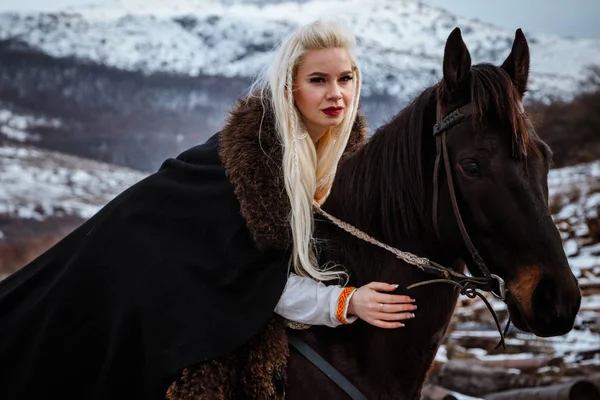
[424,0,600,39]
[0,0,598,39]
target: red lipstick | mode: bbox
[322,106,343,116]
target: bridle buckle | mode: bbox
[490,274,506,301]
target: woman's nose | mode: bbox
[327,83,342,100]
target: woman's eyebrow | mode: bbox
[307,70,352,77]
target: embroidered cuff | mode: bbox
[336,286,357,324]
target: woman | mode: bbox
[0,21,416,399]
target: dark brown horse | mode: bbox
[286,28,582,399]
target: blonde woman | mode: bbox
[0,21,416,399]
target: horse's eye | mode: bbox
[461,160,480,176]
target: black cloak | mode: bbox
[0,96,367,400]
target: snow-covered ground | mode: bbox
[549,160,600,274]
[0,108,60,143]
[0,143,145,220]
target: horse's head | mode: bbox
[434,28,581,337]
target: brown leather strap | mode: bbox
[432,134,443,239]
[432,103,473,242]
[441,131,491,278]
[431,102,492,279]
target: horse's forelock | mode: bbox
[435,64,539,160]
[470,64,538,159]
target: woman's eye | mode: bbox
[340,75,353,82]
[310,77,325,83]
[461,160,480,176]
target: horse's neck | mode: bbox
[309,241,460,396]
[311,143,461,398]
[325,140,445,263]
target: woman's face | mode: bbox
[293,48,355,143]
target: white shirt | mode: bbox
[274,273,358,327]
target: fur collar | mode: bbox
[218,95,367,250]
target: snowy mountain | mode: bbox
[0,0,599,171]
[1,0,599,103]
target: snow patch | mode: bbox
[0,108,61,142]
[0,142,146,221]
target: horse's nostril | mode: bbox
[530,275,580,336]
[532,276,555,318]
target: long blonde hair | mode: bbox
[249,21,362,282]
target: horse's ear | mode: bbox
[501,29,530,98]
[443,27,472,93]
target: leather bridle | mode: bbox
[430,102,507,302]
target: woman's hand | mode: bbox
[347,282,416,328]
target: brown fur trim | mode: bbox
[166,318,289,400]
[166,360,236,400]
[218,96,367,250]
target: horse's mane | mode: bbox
[332,64,536,250]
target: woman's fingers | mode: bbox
[352,281,419,329]
[375,311,416,322]
[373,292,415,305]
[365,281,399,292]
[371,320,405,329]
[378,302,417,313]
[370,311,415,328]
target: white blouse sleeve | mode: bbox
[274,272,358,327]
